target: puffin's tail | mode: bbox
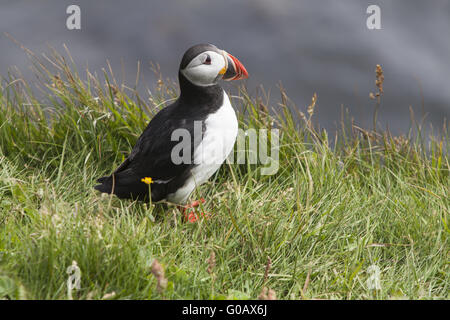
[94,175,114,194]
[94,173,151,201]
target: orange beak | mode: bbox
[221,51,249,81]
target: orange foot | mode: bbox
[178,198,211,223]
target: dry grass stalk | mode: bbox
[263,256,272,284]
[370,64,384,100]
[370,64,384,132]
[258,287,277,300]
[299,111,307,122]
[307,92,317,118]
[267,288,277,300]
[52,74,64,90]
[300,269,311,299]
[207,251,216,275]
[375,64,384,96]
[352,124,381,142]
[303,93,323,144]
[256,256,277,299]
[151,259,168,293]
[392,134,409,152]
[101,291,116,300]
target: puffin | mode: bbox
[94,44,248,219]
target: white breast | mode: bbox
[167,91,238,204]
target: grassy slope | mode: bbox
[0,48,448,299]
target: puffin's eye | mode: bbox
[204,54,211,65]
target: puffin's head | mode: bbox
[179,44,248,87]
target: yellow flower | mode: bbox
[141,177,154,185]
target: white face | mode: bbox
[180,50,227,87]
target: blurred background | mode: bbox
[0,0,449,134]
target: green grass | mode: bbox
[0,47,448,300]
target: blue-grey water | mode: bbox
[1,0,449,134]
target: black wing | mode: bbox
[95,100,202,201]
